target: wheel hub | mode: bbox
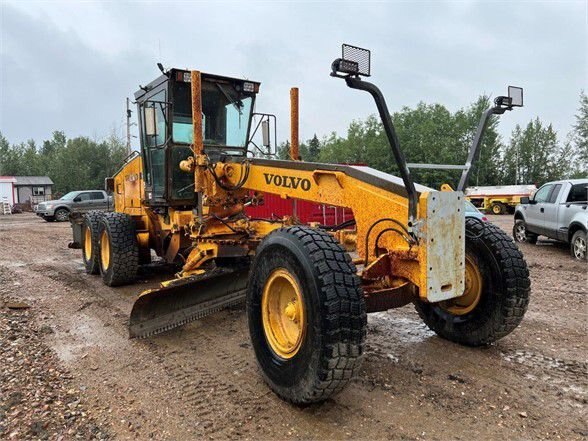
[441,254,482,315]
[83,227,92,261]
[575,236,586,259]
[261,268,305,359]
[515,224,526,242]
[100,230,110,270]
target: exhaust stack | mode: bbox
[290,87,299,160]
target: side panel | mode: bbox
[113,155,144,216]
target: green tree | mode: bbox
[571,91,588,176]
[306,134,321,162]
[501,119,561,186]
[317,96,503,189]
[0,131,128,193]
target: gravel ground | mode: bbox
[0,212,586,440]
[0,296,108,440]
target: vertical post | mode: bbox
[290,87,300,219]
[457,107,497,192]
[191,70,205,195]
[290,88,299,161]
[126,97,132,155]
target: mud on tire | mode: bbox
[82,211,103,275]
[247,226,367,405]
[98,212,139,287]
[415,218,531,346]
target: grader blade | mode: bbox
[129,266,249,338]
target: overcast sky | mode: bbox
[1,1,586,151]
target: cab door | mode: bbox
[138,87,168,204]
[73,192,93,213]
[525,184,553,235]
[542,183,562,239]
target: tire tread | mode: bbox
[255,226,366,404]
[416,218,531,346]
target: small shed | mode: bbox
[0,176,17,205]
[14,176,54,205]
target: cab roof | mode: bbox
[134,67,261,101]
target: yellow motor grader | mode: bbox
[70,45,530,404]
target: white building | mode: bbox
[0,176,17,206]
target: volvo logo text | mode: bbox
[263,173,311,191]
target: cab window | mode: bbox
[141,89,167,198]
[172,78,254,149]
[567,184,588,203]
[548,184,562,203]
[533,185,552,203]
[143,90,167,148]
[76,193,91,202]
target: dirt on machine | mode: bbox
[69,44,531,404]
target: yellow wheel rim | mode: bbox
[441,254,482,315]
[492,204,501,214]
[261,268,305,359]
[83,226,92,261]
[100,230,110,270]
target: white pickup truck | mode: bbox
[513,179,588,260]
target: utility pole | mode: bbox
[126,97,132,155]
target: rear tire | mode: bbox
[570,230,587,261]
[490,203,505,215]
[82,211,103,275]
[415,218,531,346]
[513,219,537,244]
[98,212,139,286]
[247,226,366,404]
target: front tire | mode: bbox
[98,212,139,286]
[54,208,70,222]
[415,218,531,346]
[247,226,366,404]
[571,230,587,261]
[513,219,537,244]
[82,211,103,275]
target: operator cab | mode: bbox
[134,68,260,207]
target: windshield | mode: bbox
[464,200,479,212]
[172,79,254,148]
[60,192,78,200]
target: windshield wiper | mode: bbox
[216,84,242,115]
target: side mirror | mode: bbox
[520,196,529,204]
[144,106,158,136]
[73,196,81,202]
[261,120,271,148]
[508,86,523,107]
[105,177,114,193]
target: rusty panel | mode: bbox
[424,191,465,302]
